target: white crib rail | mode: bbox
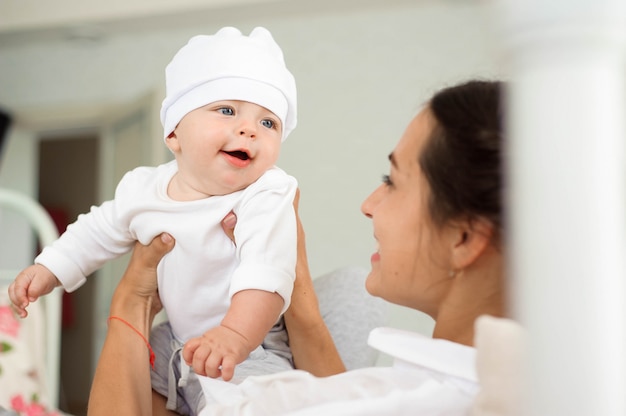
[0,188,60,409]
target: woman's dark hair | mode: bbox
[420,80,503,234]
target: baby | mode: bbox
[9,26,298,414]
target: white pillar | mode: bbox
[495,1,626,415]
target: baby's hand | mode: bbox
[182,325,252,382]
[8,264,60,318]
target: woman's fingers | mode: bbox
[121,233,175,299]
[221,211,237,243]
[134,233,175,270]
[220,190,299,245]
[293,188,300,211]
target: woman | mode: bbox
[88,79,506,415]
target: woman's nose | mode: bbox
[361,184,383,218]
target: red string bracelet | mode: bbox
[108,316,155,369]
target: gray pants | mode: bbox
[150,318,293,416]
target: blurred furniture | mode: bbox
[0,189,60,411]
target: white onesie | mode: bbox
[35,160,297,342]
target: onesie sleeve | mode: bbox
[34,169,143,292]
[229,168,298,315]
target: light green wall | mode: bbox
[0,1,503,336]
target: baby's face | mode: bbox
[166,100,282,197]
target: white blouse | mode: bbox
[198,326,479,415]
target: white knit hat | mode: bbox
[160,26,297,141]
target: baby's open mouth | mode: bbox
[224,150,250,161]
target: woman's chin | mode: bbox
[364,270,379,296]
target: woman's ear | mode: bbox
[449,218,494,270]
[165,131,180,153]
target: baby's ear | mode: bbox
[450,218,494,270]
[165,131,180,152]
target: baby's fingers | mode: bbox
[220,356,236,382]
[190,345,211,377]
[8,281,30,318]
[183,339,213,377]
[8,277,29,304]
[10,303,28,318]
[203,352,225,379]
[182,338,200,367]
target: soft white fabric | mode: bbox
[35,161,297,342]
[197,327,479,415]
[471,315,526,416]
[160,26,297,141]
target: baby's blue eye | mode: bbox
[218,107,234,115]
[261,119,275,129]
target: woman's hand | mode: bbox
[89,233,176,416]
[112,232,175,321]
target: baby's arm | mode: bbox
[182,289,283,381]
[8,264,61,318]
